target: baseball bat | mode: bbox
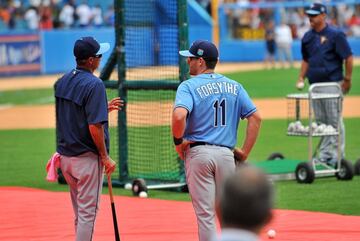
[107,175,121,241]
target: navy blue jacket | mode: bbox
[301,25,352,84]
[55,68,109,156]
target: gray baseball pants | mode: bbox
[277,42,293,67]
[312,83,345,164]
[185,145,236,241]
[60,152,104,241]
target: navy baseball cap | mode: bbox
[73,36,110,60]
[306,3,327,16]
[179,40,219,60]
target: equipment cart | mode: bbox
[286,83,354,183]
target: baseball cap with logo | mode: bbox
[179,40,219,60]
[305,3,327,16]
[73,36,110,60]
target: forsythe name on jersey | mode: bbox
[196,81,238,99]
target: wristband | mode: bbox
[173,137,183,145]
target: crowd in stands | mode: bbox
[222,1,360,39]
[0,0,359,39]
[0,0,115,31]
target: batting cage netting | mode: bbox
[102,0,188,188]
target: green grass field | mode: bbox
[0,67,359,215]
[0,88,54,105]
[226,66,360,98]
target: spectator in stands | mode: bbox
[50,0,62,29]
[275,21,293,68]
[12,7,27,30]
[250,8,261,29]
[91,4,103,27]
[296,10,310,39]
[230,7,241,38]
[223,0,236,38]
[336,4,353,30]
[287,9,301,39]
[59,1,75,28]
[227,0,251,38]
[238,7,252,29]
[264,20,276,69]
[0,3,11,29]
[347,13,360,37]
[5,0,17,29]
[29,0,41,7]
[39,0,53,30]
[211,166,273,241]
[24,5,39,30]
[76,0,92,28]
[104,4,114,27]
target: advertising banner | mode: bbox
[0,34,41,76]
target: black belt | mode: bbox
[189,142,231,150]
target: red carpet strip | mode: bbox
[1,187,360,241]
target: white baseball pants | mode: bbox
[185,145,236,241]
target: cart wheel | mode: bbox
[132,178,148,196]
[267,152,285,161]
[335,159,354,181]
[295,162,315,184]
[354,159,360,175]
[57,168,67,185]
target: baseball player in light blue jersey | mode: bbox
[172,40,262,241]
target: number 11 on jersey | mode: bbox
[213,99,226,127]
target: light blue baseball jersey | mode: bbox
[174,73,256,148]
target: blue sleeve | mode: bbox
[301,37,308,62]
[85,81,108,124]
[335,31,352,59]
[238,87,256,119]
[174,82,193,112]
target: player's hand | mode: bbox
[296,78,305,90]
[175,139,193,160]
[101,156,116,176]
[108,97,124,113]
[233,147,248,163]
[341,79,351,94]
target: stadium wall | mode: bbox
[1,0,360,75]
[41,29,115,74]
[5,30,359,75]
